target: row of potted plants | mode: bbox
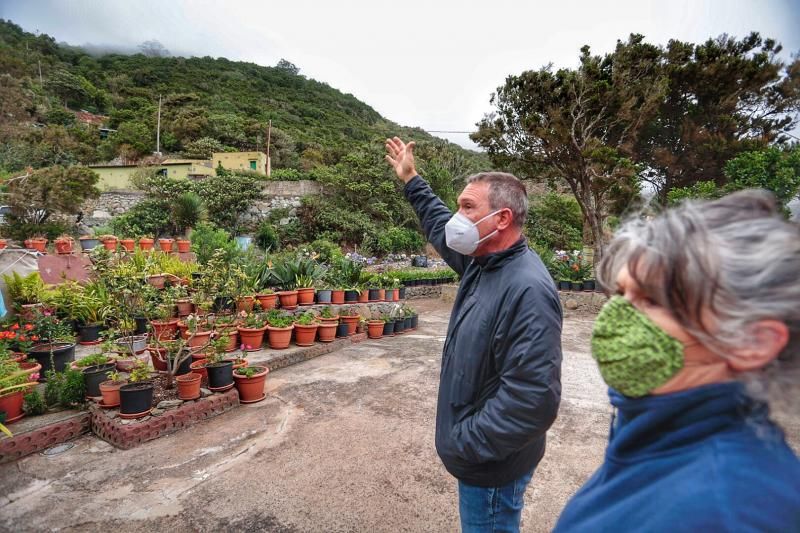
[18,235,194,254]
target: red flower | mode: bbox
[31,335,39,341]
[11,324,19,330]
[24,324,33,331]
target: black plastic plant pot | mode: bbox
[83,362,117,397]
[78,323,103,345]
[336,323,349,338]
[411,315,419,329]
[583,280,596,291]
[404,317,412,330]
[571,282,584,292]
[119,382,154,415]
[382,321,395,336]
[317,290,332,304]
[344,290,359,302]
[394,319,405,334]
[368,289,380,301]
[134,316,149,335]
[206,360,234,389]
[558,281,571,291]
[28,343,76,379]
[398,287,407,299]
[171,355,193,376]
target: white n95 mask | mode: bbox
[444,210,501,255]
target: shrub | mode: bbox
[189,222,240,265]
[255,221,280,251]
[1,217,71,241]
[307,239,343,264]
[23,390,47,415]
[171,191,207,236]
[365,226,425,256]
[109,199,171,238]
[525,192,583,251]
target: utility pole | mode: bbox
[266,120,272,177]
[155,94,162,156]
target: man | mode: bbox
[385,137,563,532]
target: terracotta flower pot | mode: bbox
[176,299,194,317]
[176,239,191,253]
[176,372,202,400]
[139,238,154,251]
[119,238,135,252]
[189,359,208,380]
[0,239,7,250]
[317,322,337,343]
[158,238,174,252]
[236,296,255,313]
[358,290,369,303]
[0,388,32,424]
[392,289,401,302]
[148,346,168,371]
[150,318,178,340]
[293,323,318,346]
[296,288,315,306]
[341,315,360,336]
[266,325,294,349]
[378,289,386,302]
[220,327,239,352]
[99,380,124,407]
[55,239,74,254]
[147,274,166,289]
[101,237,118,251]
[255,293,277,310]
[277,290,298,310]
[331,290,345,305]
[233,366,269,404]
[237,325,267,351]
[184,329,212,348]
[367,320,384,339]
[26,238,48,252]
[225,358,248,370]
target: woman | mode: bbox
[555,190,800,532]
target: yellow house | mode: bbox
[212,152,267,174]
[89,152,263,190]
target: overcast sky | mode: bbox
[2,0,799,149]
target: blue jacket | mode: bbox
[554,382,800,532]
[404,175,563,487]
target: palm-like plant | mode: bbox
[171,192,207,237]
[2,271,45,307]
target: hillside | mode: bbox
[0,19,471,173]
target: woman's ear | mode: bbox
[727,320,789,372]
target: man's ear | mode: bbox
[497,208,514,231]
[727,320,789,372]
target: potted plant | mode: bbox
[339,306,360,336]
[25,235,48,252]
[295,274,316,306]
[182,314,212,348]
[0,238,6,250]
[158,238,175,253]
[367,318,384,339]
[293,311,318,347]
[139,236,155,251]
[99,234,118,251]
[72,287,110,345]
[98,369,125,408]
[318,306,339,324]
[255,289,277,311]
[118,361,153,419]
[79,233,100,251]
[2,271,46,320]
[54,234,75,254]
[118,237,136,252]
[382,315,395,337]
[27,312,76,378]
[176,238,191,253]
[203,345,234,392]
[233,364,269,404]
[0,358,39,423]
[175,371,202,400]
[237,312,268,351]
[150,303,179,341]
[266,312,294,349]
[315,281,333,305]
[82,361,117,398]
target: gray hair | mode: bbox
[597,189,800,425]
[466,172,528,228]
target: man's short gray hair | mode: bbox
[597,189,800,426]
[466,172,528,228]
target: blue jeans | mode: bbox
[458,470,535,533]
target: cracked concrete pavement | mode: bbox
[1,298,796,532]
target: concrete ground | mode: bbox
[0,299,796,532]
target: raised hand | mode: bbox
[384,136,418,184]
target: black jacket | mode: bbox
[405,175,563,487]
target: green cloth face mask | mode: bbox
[591,296,685,397]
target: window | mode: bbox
[249,160,257,170]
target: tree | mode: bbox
[138,40,170,57]
[7,165,100,223]
[635,33,800,203]
[473,35,665,259]
[276,59,300,75]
